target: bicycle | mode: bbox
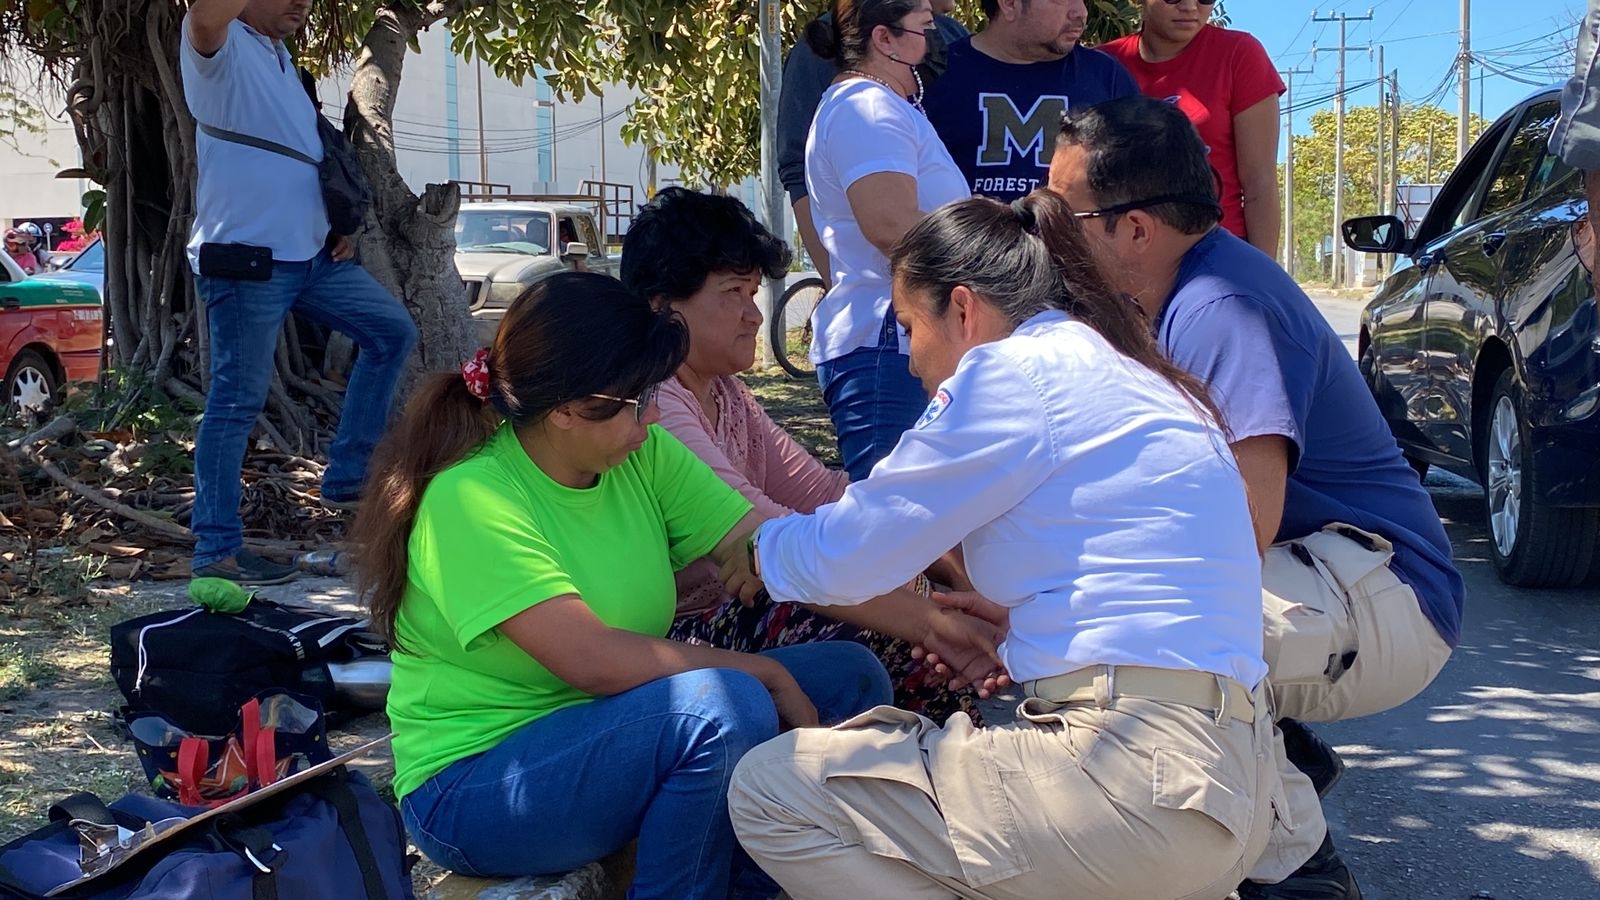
[769,276,826,380]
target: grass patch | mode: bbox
[0,643,56,701]
[742,368,838,468]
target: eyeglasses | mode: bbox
[1162,0,1217,5]
[1070,193,1223,221]
[588,383,661,423]
[886,24,932,39]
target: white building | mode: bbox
[0,27,695,245]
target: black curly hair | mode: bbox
[620,187,792,302]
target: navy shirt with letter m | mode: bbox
[924,38,1138,202]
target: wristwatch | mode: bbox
[746,523,763,580]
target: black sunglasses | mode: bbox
[1070,194,1224,221]
[588,383,661,423]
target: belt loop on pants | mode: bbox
[1022,665,1257,724]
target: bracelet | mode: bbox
[910,573,931,598]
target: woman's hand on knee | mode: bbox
[756,661,820,730]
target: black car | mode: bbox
[1343,87,1599,589]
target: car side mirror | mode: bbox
[562,242,589,258]
[1342,215,1408,254]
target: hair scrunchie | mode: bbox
[1010,197,1039,235]
[461,348,491,401]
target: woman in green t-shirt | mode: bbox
[350,273,898,898]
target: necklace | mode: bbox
[842,68,925,114]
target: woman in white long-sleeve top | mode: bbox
[722,190,1321,900]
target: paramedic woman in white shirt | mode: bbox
[724,190,1321,900]
[804,0,970,481]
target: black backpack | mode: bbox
[110,599,388,736]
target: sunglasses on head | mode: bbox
[588,383,661,423]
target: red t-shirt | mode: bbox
[1101,26,1284,239]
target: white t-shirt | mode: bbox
[804,80,969,364]
[181,16,329,271]
[758,310,1268,687]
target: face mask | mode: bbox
[914,26,948,91]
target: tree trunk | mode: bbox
[61,0,475,456]
[343,6,475,380]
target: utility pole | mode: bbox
[1280,65,1315,273]
[1427,121,1437,180]
[1388,70,1402,270]
[1313,8,1374,288]
[598,92,608,186]
[534,98,557,190]
[1376,46,1386,216]
[1389,70,1401,220]
[757,0,784,368]
[1375,45,1387,277]
[476,57,488,185]
[1459,0,1471,162]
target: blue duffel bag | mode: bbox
[0,767,413,899]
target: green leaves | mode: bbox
[5,0,1143,194]
[81,188,106,234]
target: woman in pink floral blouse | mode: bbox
[620,187,983,722]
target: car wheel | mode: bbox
[1482,369,1600,587]
[4,350,58,418]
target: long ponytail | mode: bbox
[352,373,500,650]
[890,190,1228,434]
[1022,191,1228,433]
[352,272,689,651]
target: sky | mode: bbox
[1215,0,1585,161]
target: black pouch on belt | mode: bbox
[198,242,274,281]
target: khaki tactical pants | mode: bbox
[1245,523,1455,884]
[1262,523,1453,723]
[730,666,1319,900]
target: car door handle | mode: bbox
[1481,232,1507,256]
[0,296,19,309]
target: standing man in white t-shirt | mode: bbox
[183,0,417,585]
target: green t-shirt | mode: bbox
[388,423,754,799]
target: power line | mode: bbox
[1375,0,1420,40]
[1282,77,1383,115]
[1469,53,1558,88]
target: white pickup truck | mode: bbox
[454,201,618,343]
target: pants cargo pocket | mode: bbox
[1152,747,1254,847]
[814,707,965,880]
[1301,524,1395,598]
[1263,539,1360,686]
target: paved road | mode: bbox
[1300,290,1600,900]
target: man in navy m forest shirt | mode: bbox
[1051,97,1464,900]
[924,0,1137,201]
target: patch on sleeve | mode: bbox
[915,388,953,430]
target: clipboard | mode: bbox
[46,735,393,896]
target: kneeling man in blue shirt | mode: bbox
[1049,96,1465,900]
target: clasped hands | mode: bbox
[720,551,1013,699]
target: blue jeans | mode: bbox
[816,310,928,482]
[401,642,892,899]
[192,250,416,567]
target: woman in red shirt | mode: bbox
[1101,1,1285,258]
